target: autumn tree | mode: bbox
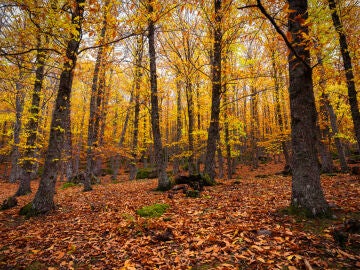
[286,0,329,215]
[204,0,223,181]
[147,0,170,190]
[328,0,360,151]
[21,0,85,215]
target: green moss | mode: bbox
[61,182,79,189]
[136,203,169,218]
[280,204,332,219]
[202,174,216,186]
[186,190,200,198]
[136,168,157,179]
[19,202,40,218]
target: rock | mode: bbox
[257,229,272,236]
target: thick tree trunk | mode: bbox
[26,0,85,215]
[287,0,329,216]
[129,36,144,180]
[204,0,222,181]
[328,0,360,151]
[148,0,169,190]
[16,36,46,196]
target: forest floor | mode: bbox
[0,163,359,270]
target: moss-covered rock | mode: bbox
[136,203,169,218]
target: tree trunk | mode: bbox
[16,35,46,195]
[316,50,334,173]
[185,80,196,174]
[84,1,109,191]
[326,97,349,172]
[204,0,222,181]
[148,0,169,190]
[173,79,182,175]
[129,36,144,180]
[287,0,329,216]
[328,0,360,151]
[111,89,133,180]
[250,87,259,169]
[9,71,25,183]
[27,0,85,215]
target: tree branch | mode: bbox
[238,0,311,70]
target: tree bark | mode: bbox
[173,79,182,175]
[27,0,85,214]
[326,97,349,172]
[204,0,222,181]
[129,36,144,180]
[287,0,329,216]
[328,0,360,151]
[9,71,25,183]
[16,34,46,195]
[84,0,109,191]
[185,80,196,174]
[148,0,169,190]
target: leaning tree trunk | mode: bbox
[148,0,169,190]
[23,0,85,215]
[328,0,360,151]
[204,0,222,182]
[287,0,329,216]
[16,35,46,196]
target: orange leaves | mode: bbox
[0,165,360,268]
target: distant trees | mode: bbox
[0,0,358,216]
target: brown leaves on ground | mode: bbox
[0,163,359,269]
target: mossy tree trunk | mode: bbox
[16,34,46,196]
[25,0,85,215]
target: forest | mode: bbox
[0,0,359,269]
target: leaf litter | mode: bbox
[0,163,359,269]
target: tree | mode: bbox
[204,0,223,181]
[328,0,360,151]
[129,35,144,180]
[21,0,85,215]
[286,0,329,215]
[84,0,111,191]
[147,0,170,190]
[15,33,47,196]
